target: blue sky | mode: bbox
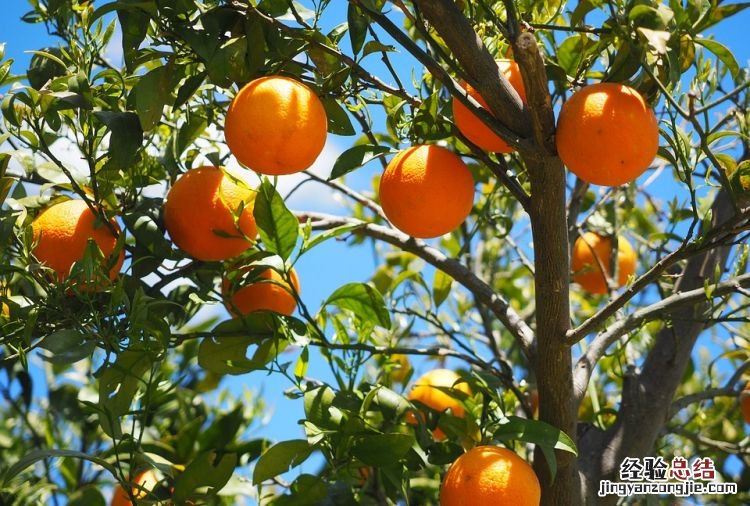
[2,0,750,504]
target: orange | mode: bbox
[556,82,659,186]
[571,232,636,295]
[406,369,472,440]
[379,145,474,238]
[440,445,541,506]
[452,59,527,153]
[224,76,328,175]
[31,199,124,284]
[223,267,300,317]
[111,469,160,506]
[164,166,257,261]
[742,381,750,424]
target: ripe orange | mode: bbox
[571,232,636,295]
[556,82,659,186]
[223,267,300,317]
[440,445,541,506]
[224,76,328,175]
[164,166,257,261]
[379,145,475,238]
[31,199,124,284]
[452,59,527,153]
[111,469,160,506]
[742,381,750,424]
[406,369,472,440]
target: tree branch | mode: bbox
[410,0,532,143]
[295,211,536,358]
[670,360,750,414]
[573,272,750,403]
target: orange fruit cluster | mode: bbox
[31,199,124,287]
[571,232,636,295]
[406,368,472,440]
[440,445,541,506]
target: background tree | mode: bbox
[1,0,749,505]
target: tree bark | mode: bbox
[577,190,737,505]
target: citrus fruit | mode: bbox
[440,445,541,506]
[571,232,636,295]
[31,199,124,284]
[379,145,475,238]
[452,59,527,153]
[389,354,412,384]
[224,75,328,175]
[556,82,659,186]
[742,381,750,424]
[164,166,257,261]
[406,368,472,440]
[223,267,300,317]
[111,469,160,506]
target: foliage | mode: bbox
[0,0,749,505]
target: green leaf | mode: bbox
[67,486,106,506]
[556,35,591,76]
[329,144,390,180]
[198,406,245,451]
[1,449,116,486]
[253,440,314,484]
[321,96,355,136]
[117,3,151,71]
[173,451,238,502]
[198,334,282,375]
[173,72,206,111]
[97,349,152,437]
[207,37,251,87]
[198,313,286,375]
[94,111,143,169]
[347,4,368,55]
[254,179,299,261]
[637,28,671,54]
[351,433,415,466]
[493,416,578,483]
[693,2,750,31]
[432,270,453,308]
[294,346,309,380]
[134,65,170,130]
[301,223,360,254]
[362,41,396,57]
[324,282,391,328]
[370,386,412,417]
[38,329,95,365]
[695,38,740,79]
[304,385,340,428]
[26,48,66,90]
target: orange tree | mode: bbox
[1,0,749,505]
